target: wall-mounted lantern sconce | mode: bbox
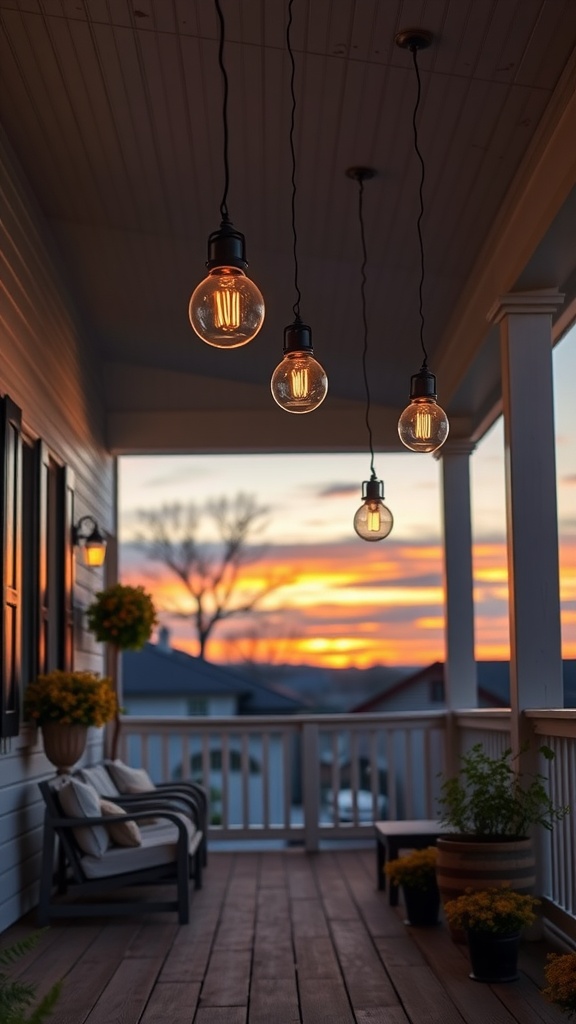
[73,515,107,567]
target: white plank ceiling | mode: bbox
[1,0,576,452]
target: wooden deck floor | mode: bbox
[3,848,567,1024]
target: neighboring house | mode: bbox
[122,630,305,828]
[122,629,305,718]
[351,661,576,713]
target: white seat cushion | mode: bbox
[80,815,197,879]
[57,778,109,858]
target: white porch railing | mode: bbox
[119,711,447,849]
[118,707,576,943]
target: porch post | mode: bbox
[487,290,564,755]
[436,441,477,710]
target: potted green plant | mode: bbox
[24,670,117,773]
[543,952,576,1018]
[384,846,440,926]
[435,743,568,930]
[444,887,539,982]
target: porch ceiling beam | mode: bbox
[436,52,576,412]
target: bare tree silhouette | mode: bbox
[137,494,290,659]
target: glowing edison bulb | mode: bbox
[398,368,449,453]
[189,223,265,349]
[353,478,393,542]
[271,321,328,414]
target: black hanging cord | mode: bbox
[356,176,376,480]
[410,43,428,368]
[287,0,302,322]
[215,0,231,224]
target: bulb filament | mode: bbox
[415,408,432,440]
[214,287,241,331]
[367,503,381,532]
[290,366,309,399]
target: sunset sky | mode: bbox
[119,328,575,669]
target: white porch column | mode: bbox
[487,290,564,753]
[436,441,477,710]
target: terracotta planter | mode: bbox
[402,882,440,926]
[41,723,88,774]
[436,836,535,942]
[467,929,521,982]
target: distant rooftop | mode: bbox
[122,631,304,715]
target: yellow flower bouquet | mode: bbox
[444,887,539,936]
[86,583,158,651]
[543,952,576,1017]
[385,847,438,892]
[24,670,118,727]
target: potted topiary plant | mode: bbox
[24,670,117,773]
[86,583,158,756]
[444,887,539,983]
[384,846,440,926]
[435,743,568,935]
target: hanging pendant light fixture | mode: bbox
[271,0,328,413]
[396,30,449,453]
[189,0,264,349]
[348,168,393,543]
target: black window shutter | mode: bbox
[35,440,50,676]
[0,396,23,738]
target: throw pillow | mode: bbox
[57,778,109,857]
[107,760,156,794]
[78,764,121,798]
[99,799,142,847]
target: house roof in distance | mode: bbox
[351,660,576,712]
[122,633,304,715]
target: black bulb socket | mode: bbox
[409,367,437,400]
[283,321,313,354]
[206,221,248,271]
[362,478,384,501]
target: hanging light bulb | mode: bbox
[189,0,264,349]
[189,222,264,348]
[347,166,394,542]
[272,0,327,412]
[396,29,449,453]
[398,366,449,452]
[271,321,327,413]
[353,478,394,542]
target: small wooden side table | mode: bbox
[375,819,448,905]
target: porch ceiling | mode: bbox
[1,0,576,453]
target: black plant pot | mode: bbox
[402,883,440,926]
[467,930,521,982]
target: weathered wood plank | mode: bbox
[199,947,252,1007]
[298,977,355,1024]
[355,1010,410,1024]
[294,936,341,980]
[330,919,401,1008]
[249,976,300,1024]
[195,1009,246,1024]
[387,964,467,1024]
[83,956,166,1024]
[140,981,200,1023]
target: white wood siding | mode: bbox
[0,130,114,932]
